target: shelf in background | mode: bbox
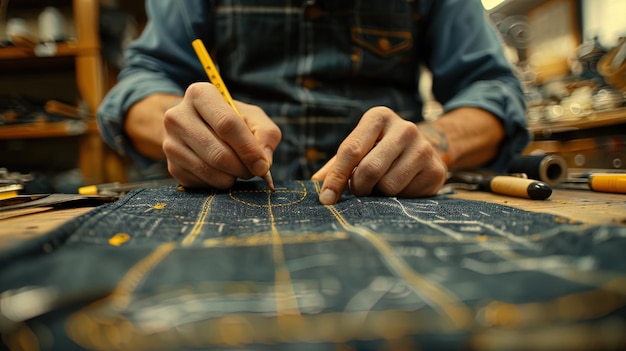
[528,107,626,136]
[1,0,127,185]
[0,119,96,139]
[0,41,83,60]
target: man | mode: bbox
[97,0,529,205]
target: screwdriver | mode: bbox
[565,173,626,194]
[481,175,552,200]
[448,172,552,200]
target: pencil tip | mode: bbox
[263,171,275,191]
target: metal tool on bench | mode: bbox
[0,178,179,214]
[562,172,626,194]
[0,193,117,213]
[78,178,179,196]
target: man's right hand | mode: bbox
[162,82,281,189]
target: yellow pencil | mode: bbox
[192,39,274,190]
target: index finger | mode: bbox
[318,125,380,205]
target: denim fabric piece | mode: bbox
[1,180,626,351]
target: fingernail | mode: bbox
[319,188,336,205]
[252,159,269,176]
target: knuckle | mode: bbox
[190,161,212,179]
[377,178,401,196]
[416,140,435,159]
[161,138,174,155]
[337,139,365,161]
[420,165,447,196]
[185,82,209,99]
[401,123,420,140]
[425,145,438,161]
[266,126,282,143]
[430,163,448,186]
[366,106,394,120]
[357,162,385,183]
[236,140,263,163]
[162,137,186,160]
[206,146,233,171]
[162,109,181,131]
[363,106,398,126]
[362,108,386,127]
[212,110,238,136]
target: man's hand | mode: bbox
[311,106,448,205]
[162,82,281,189]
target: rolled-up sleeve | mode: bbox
[96,0,210,170]
[421,0,530,173]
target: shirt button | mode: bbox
[377,37,392,53]
[300,77,320,90]
[305,148,325,162]
[304,5,323,20]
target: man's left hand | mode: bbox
[311,106,447,205]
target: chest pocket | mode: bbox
[348,1,419,79]
[351,27,412,57]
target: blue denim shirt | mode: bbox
[97,0,529,180]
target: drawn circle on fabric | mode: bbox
[229,180,307,208]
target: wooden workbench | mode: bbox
[1,188,624,249]
[453,187,626,226]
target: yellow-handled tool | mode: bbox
[447,172,552,200]
[485,175,552,200]
[588,173,626,193]
[563,173,626,194]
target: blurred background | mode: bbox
[483,0,626,174]
[0,0,625,193]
